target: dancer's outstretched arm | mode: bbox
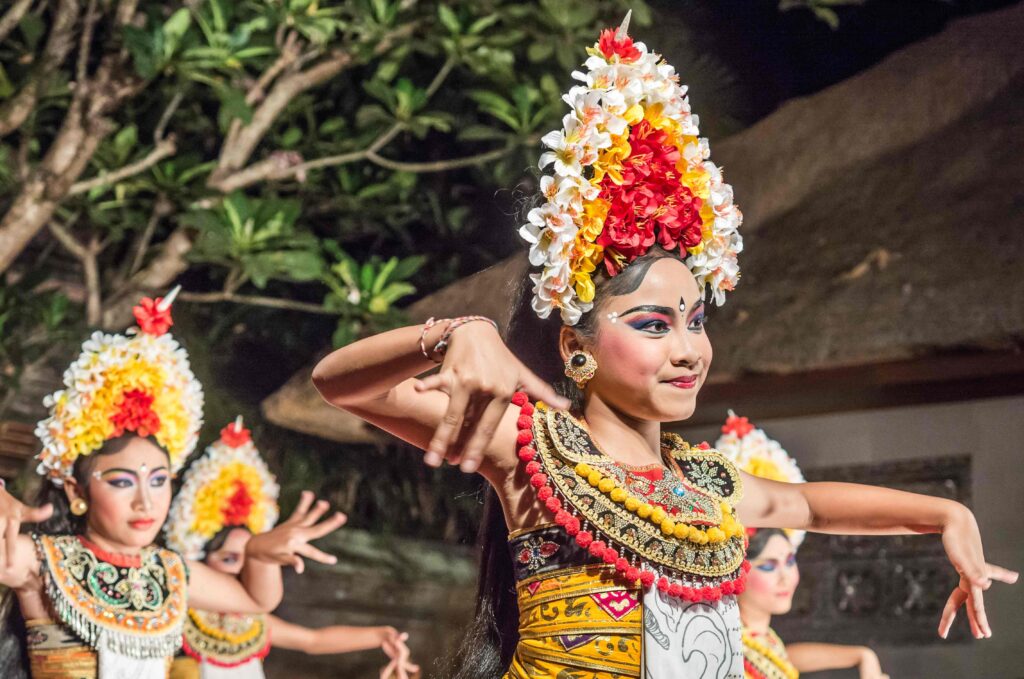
[740,476,1018,639]
[188,491,346,614]
[785,643,888,679]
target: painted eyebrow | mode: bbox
[97,466,169,478]
[620,304,674,316]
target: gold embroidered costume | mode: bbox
[742,627,798,679]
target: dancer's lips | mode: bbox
[665,375,699,389]
[128,518,155,530]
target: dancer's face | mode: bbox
[580,258,712,422]
[739,534,800,617]
[204,527,252,575]
[65,436,173,551]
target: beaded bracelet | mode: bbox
[419,316,498,363]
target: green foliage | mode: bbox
[0,271,74,395]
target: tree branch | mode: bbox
[208,21,419,188]
[0,0,33,45]
[76,0,99,87]
[68,135,177,195]
[178,290,335,315]
[365,143,522,173]
[0,0,80,138]
[153,90,183,143]
[46,215,86,260]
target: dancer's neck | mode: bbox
[740,607,772,635]
[582,395,662,467]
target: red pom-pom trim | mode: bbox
[511,392,528,407]
[741,559,752,573]
[640,571,655,588]
[517,430,534,446]
[602,548,618,565]
[565,517,581,536]
[517,446,536,462]
[525,461,542,475]
[520,403,535,416]
[529,472,548,488]
[517,415,533,430]
[545,496,562,513]
[625,567,641,582]
[657,577,670,593]
[588,540,607,558]
[537,485,553,501]
[575,531,593,548]
[720,580,734,595]
[733,578,747,594]
[615,557,629,572]
[555,509,571,526]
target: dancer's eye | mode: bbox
[106,476,135,489]
[687,313,706,333]
[785,554,797,568]
[149,473,169,488]
[627,316,671,335]
[755,562,777,573]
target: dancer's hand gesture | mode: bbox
[245,490,346,574]
[856,648,888,679]
[938,505,1018,639]
[0,486,52,572]
[380,630,420,679]
[415,319,569,473]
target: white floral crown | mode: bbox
[164,417,280,561]
[34,287,204,485]
[519,12,743,325]
[715,411,806,548]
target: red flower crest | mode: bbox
[133,297,174,336]
[111,389,161,438]
[220,422,252,448]
[598,28,641,63]
[722,413,754,438]
[596,120,704,275]
[222,479,255,527]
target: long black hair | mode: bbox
[0,436,165,678]
[442,247,689,677]
[745,528,788,561]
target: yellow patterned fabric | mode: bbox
[504,557,642,678]
[25,618,97,679]
[742,627,798,679]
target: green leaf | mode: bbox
[113,125,138,163]
[279,126,303,148]
[467,14,500,35]
[216,86,253,130]
[162,8,192,58]
[378,281,416,304]
[437,4,461,34]
[19,13,45,52]
[0,64,14,99]
[359,262,375,292]
[122,25,158,79]
[372,257,399,295]
[527,42,554,63]
[391,255,426,281]
[456,124,507,142]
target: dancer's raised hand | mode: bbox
[245,490,346,574]
[414,319,568,473]
[0,486,52,572]
[937,506,1018,639]
[380,630,420,679]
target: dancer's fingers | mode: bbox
[517,366,569,410]
[21,503,53,524]
[379,659,397,679]
[291,555,305,574]
[413,374,448,394]
[299,499,330,527]
[306,511,347,539]
[986,563,1019,585]
[460,397,508,473]
[295,542,338,566]
[969,584,992,638]
[284,491,315,524]
[425,385,469,467]
[938,587,966,638]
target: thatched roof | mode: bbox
[263,4,1024,442]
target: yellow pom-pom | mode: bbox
[575,462,592,477]
[689,529,706,544]
[650,507,667,525]
[598,478,616,493]
[588,471,602,486]
[707,527,726,543]
[674,523,690,540]
[637,503,653,519]
[610,487,627,503]
[660,518,676,535]
[720,501,732,515]
[624,497,640,512]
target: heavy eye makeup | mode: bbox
[686,301,706,333]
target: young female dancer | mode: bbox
[310,15,1016,679]
[165,417,419,679]
[0,291,344,678]
[716,413,889,679]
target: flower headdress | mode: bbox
[165,417,280,561]
[715,411,806,548]
[34,287,204,485]
[519,12,743,325]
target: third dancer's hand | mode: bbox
[245,491,346,574]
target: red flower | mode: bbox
[222,479,255,527]
[722,413,755,438]
[133,297,174,336]
[220,422,252,448]
[596,120,704,274]
[598,28,641,63]
[110,389,161,438]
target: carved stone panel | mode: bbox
[773,455,971,645]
